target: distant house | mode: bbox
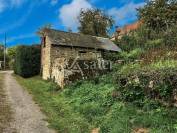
[111,21,142,41]
[39,28,121,88]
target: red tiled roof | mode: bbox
[111,21,143,41]
[117,21,142,35]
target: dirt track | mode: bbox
[1,71,55,133]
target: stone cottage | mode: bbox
[39,28,121,88]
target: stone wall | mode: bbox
[50,46,102,60]
[50,45,103,87]
[41,36,52,80]
[51,58,65,88]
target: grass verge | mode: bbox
[14,74,177,133]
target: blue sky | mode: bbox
[0,0,145,47]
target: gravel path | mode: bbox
[2,71,55,133]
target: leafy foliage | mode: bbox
[0,44,4,61]
[7,46,18,60]
[115,63,177,106]
[7,46,18,69]
[78,8,114,37]
[0,44,9,69]
[12,3,177,132]
[15,72,177,133]
[138,0,177,32]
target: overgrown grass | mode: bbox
[149,60,177,69]
[14,76,91,133]
[13,27,177,132]
[15,73,177,133]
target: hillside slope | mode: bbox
[15,45,177,132]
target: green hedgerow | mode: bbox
[14,45,41,78]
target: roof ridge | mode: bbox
[45,28,109,39]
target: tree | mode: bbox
[7,46,18,69]
[37,24,53,36]
[78,9,114,37]
[0,44,4,61]
[7,46,18,60]
[138,0,177,32]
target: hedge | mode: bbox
[14,45,41,78]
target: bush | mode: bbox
[150,60,177,70]
[117,35,139,51]
[115,65,177,106]
[15,71,177,132]
[14,45,41,78]
[162,25,177,46]
[103,48,144,63]
[115,24,177,53]
[145,39,164,48]
[102,52,120,61]
[120,48,144,62]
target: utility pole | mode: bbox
[4,33,6,70]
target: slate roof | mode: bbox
[40,28,121,52]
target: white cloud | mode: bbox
[0,0,6,13]
[59,0,145,30]
[6,33,35,43]
[0,0,27,13]
[50,0,58,6]
[10,0,26,7]
[108,2,145,26]
[59,0,92,31]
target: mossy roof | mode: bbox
[41,28,121,52]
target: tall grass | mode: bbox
[15,74,177,133]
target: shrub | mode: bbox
[14,45,41,78]
[150,60,177,70]
[115,24,177,53]
[103,48,144,64]
[120,48,144,61]
[115,65,177,106]
[102,52,120,61]
[119,63,142,75]
[145,39,164,48]
[117,35,139,51]
[163,25,177,46]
